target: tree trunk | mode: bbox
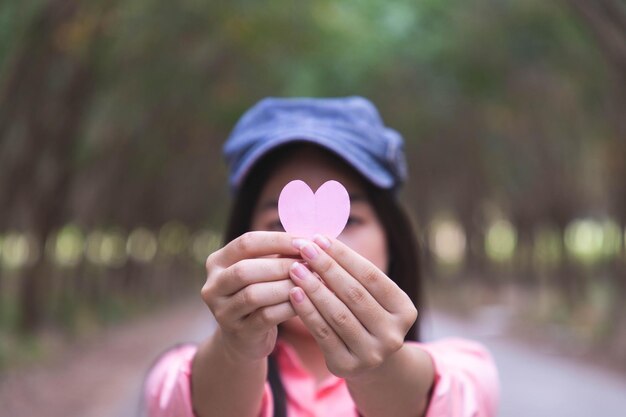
[0,0,102,333]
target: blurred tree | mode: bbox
[566,0,626,357]
[0,0,108,332]
[0,0,622,358]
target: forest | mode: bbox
[0,0,625,370]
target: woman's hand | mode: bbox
[288,234,418,379]
[201,231,301,362]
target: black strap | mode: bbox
[267,353,363,417]
[267,353,287,417]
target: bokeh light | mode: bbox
[0,232,38,269]
[485,219,517,262]
[85,229,127,267]
[429,218,466,266]
[565,219,605,264]
[158,222,189,257]
[50,225,84,267]
[190,230,222,264]
[127,228,158,263]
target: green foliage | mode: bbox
[0,0,624,360]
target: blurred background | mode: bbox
[0,0,625,416]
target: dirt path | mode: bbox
[3,300,626,417]
[0,297,213,417]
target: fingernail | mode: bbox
[291,287,304,303]
[300,243,318,260]
[313,234,331,250]
[291,262,309,280]
[292,238,308,250]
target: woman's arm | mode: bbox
[191,329,267,417]
[287,235,430,417]
[345,343,434,417]
[190,232,300,417]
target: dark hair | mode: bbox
[222,143,423,417]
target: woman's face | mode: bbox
[250,146,389,273]
[250,147,389,339]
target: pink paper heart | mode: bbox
[278,180,351,239]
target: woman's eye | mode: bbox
[268,220,285,232]
[346,216,363,227]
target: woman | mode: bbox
[144,97,499,417]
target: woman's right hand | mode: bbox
[201,231,301,362]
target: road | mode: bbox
[2,299,625,417]
[421,307,626,417]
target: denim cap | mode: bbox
[223,96,407,193]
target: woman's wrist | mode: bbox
[345,343,435,417]
[191,329,268,417]
[215,327,272,366]
[345,343,426,384]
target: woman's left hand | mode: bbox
[288,234,418,379]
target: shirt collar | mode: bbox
[274,339,343,391]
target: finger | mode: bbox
[246,301,297,330]
[215,231,301,267]
[289,262,374,359]
[222,279,295,319]
[293,240,391,335]
[216,258,296,295]
[311,235,410,314]
[288,287,356,369]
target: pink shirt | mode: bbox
[144,338,499,417]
